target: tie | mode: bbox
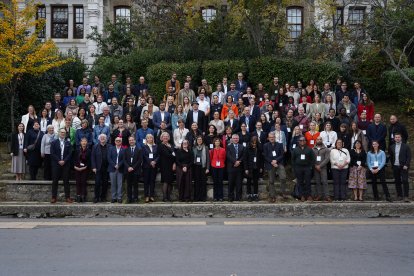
[246,117,249,131]
[131,147,134,155]
[60,140,64,159]
[234,144,238,159]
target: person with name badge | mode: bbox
[142,134,159,203]
[176,139,194,202]
[237,123,251,148]
[192,136,210,202]
[312,136,331,202]
[108,137,125,203]
[348,140,367,201]
[305,122,320,149]
[10,123,27,181]
[291,136,315,202]
[158,132,176,202]
[320,122,337,149]
[367,140,392,201]
[330,139,351,201]
[173,119,189,149]
[204,125,218,151]
[245,136,263,202]
[209,137,226,201]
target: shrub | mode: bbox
[202,60,247,87]
[383,68,414,113]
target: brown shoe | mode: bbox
[145,197,150,203]
[324,196,332,203]
[307,196,313,202]
[50,197,57,204]
[66,198,73,204]
[301,196,306,202]
[150,197,155,202]
[314,196,321,201]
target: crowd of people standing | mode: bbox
[10,73,411,204]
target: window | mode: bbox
[287,7,303,39]
[114,6,131,23]
[333,7,343,27]
[348,7,365,38]
[51,6,68,38]
[36,5,46,38]
[73,6,84,39]
[202,7,216,23]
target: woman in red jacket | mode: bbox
[357,94,374,122]
[209,137,226,201]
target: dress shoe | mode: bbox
[313,196,321,201]
[150,197,155,202]
[145,197,150,203]
[386,197,393,202]
[76,195,81,203]
[81,196,86,203]
[228,198,234,202]
[324,196,332,203]
[50,197,57,204]
[300,196,306,202]
[404,197,410,203]
[101,198,107,203]
[111,199,116,203]
[307,196,313,202]
[118,199,122,204]
[397,196,403,201]
[93,198,98,203]
[66,198,73,204]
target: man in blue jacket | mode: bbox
[136,119,154,149]
[107,137,125,203]
[367,113,387,151]
[50,128,73,203]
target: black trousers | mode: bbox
[393,165,409,198]
[246,168,259,194]
[95,167,109,201]
[75,169,88,197]
[143,167,157,197]
[51,163,70,198]
[193,165,207,201]
[228,167,242,201]
[370,168,390,199]
[332,168,348,200]
[295,166,312,197]
[126,172,138,201]
[211,167,224,200]
[43,154,52,180]
[29,165,39,180]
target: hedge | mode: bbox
[201,59,247,87]
[146,61,201,101]
[383,68,414,99]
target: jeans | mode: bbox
[110,170,123,200]
[332,168,348,200]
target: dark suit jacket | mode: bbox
[235,80,247,93]
[91,143,112,171]
[185,110,206,132]
[224,119,239,133]
[226,143,246,172]
[153,111,171,131]
[239,115,256,133]
[107,146,125,173]
[10,133,21,156]
[123,146,142,175]
[141,144,159,169]
[389,143,411,168]
[262,142,284,170]
[73,147,91,168]
[252,130,267,145]
[50,138,72,166]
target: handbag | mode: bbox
[27,131,40,151]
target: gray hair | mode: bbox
[98,133,107,141]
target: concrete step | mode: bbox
[0,202,413,219]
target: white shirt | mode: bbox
[93,101,108,115]
[197,99,210,113]
[320,131,337,148]
[193,110,199,123]
[59,139,65,159]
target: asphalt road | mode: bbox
[0,218,413,276]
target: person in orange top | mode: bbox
[165,72,181,94]
[304,121,320,148]
[221,95,239,120]
[357,93,374,122]
[209,137,226,201]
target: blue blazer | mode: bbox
[107,146,125,173]
[50,138,72,166]
[235,80,247,93]
[152,111,171,131]
[135,127,154,149]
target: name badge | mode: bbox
[131,158,133,163]
[209,144,213,149]
[216,161,220,166]
[287,128,291,133]
[179,139,183,144]
[373,161,379,167]
[176,122,179,126]
[80,163,85,167]
[391,133,394,139]
[253,157,257,163]
[149,153,153,159]
[272,151,276,157]
[346,109,350,114]
[292,144,296,149]
[107,99,111,104]
[362,130,366,135]
[172,152,175,156]
[299,124,303,129]
[279,103,283,107]
[300,154,305,160]
[259,98,263,101]
[357,161,361,166]
[363,110,366,113]
[196,157,201,163]
[339,157,344,162]
[143,139,146,144]
[243,142,246,147]
[316,156,321,162]
[310,140,315,145]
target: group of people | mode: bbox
[10,73,411,204]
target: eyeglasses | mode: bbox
[115,140,122,142]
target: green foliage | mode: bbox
[383,68,414,113]
[146,61,201,102]
[202,60,247,86]
[59,48,87,86]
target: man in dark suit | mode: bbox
[91,133,111,203]
[50,128,73,203]
[389,133,411,202]
[153,101,171,132]
[252,121,267,145]
[235,73,247,93]
[124,136,143,203]
[224,115,239,134]
[239,106,257,133]
[247,98,261,122]
[226,134,246,201]
[108,137,125,203]
[367,113,387,151]
[186,101,206,133]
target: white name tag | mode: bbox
[172,152,175,156]
[300,154,305,160]
[279,103,283,107]
[373,161,379,167]
[179,139,183,144]
[339,157,344,162]
[216,161,220,166]
[310,140,315,145]
[259,98,263,101]
[316,156,321,162]
[253,157,257,163]
[196,157,201,163]
[292,144,296,149]
[357,161,361,166]
[143,139,146,144]
[391,133,394,139]
[362,130,366,135]
[80,163,85,167]
[176,122,179,126]
[209,144,213,149]
[149,153,153,159]
[299,124,303,129]
[363,110,366,113]
[346,109,350,114]
[243,142,246,147]
[131,158,133,163]
[272,151,276,157]
[287,128,291,132]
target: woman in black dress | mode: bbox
[24,121,44,180]
[185,122,203,147]
[141,134,159,203]
[238,123,251,148]
[245,136,263,201]
[111,119,131,148]
[193,136,210,202]
[204,125,218,150]
[176,139,193,202]
[74,137,91,203]
[337,123,352,151]
[158,132,176,202]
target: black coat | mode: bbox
[10,133,24,156]
[389,143,411,168]
[158,143,176,183]
[24,129,43,166]
[246,145,263,171]
[124,146,142,175]
[226,143,247,172]
[186,110,206,133]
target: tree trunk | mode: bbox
[10,92,15,133]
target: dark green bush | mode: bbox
[201,60,247,87]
